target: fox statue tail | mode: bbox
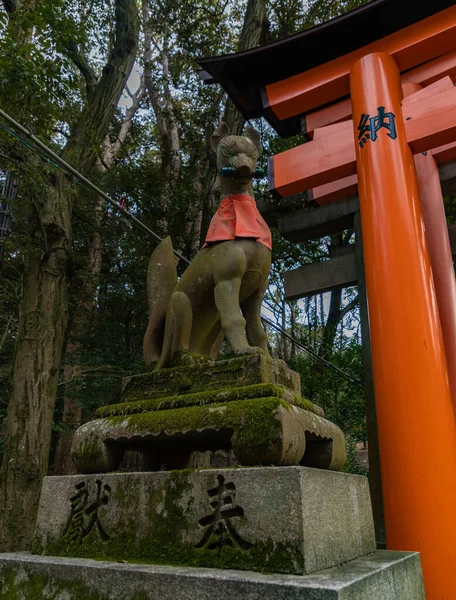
[143,236,177,367]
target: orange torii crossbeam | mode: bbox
[310,140,456,205]
[264,4,456,120]
[304,51,456,137]
[269,82,456,198]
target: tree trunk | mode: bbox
[53,345,83,476]
[52,206,102,476]
[0,0,139,551]
[290,301,297,359]
[223,0,267,135]
[0,174,72,550]
[319,287,343,360]
[53,93,143,475]
[142,2,181,219]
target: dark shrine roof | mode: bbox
[197,0,456,136]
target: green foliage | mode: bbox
[288,340,366,445]
[303,0,370,28]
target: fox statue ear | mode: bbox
[244,125,262,154]
[211,122,229,152]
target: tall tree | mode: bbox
[223,0,268,135]
[53,82,146,475]
[0,0,140,550]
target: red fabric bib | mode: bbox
[203,193,272,251]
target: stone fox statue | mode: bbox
[143,122,272,370]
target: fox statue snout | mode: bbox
[143,122,272,370]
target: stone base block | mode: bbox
[0,551,425,599]
[34,467,375,576]
[121,354,303,400]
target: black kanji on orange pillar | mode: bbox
[358,106,397,148]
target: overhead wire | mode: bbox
[0,107,361,387]
[0,108,190,265]
[261,308,363,387]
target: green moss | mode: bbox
[97,383,320,418]
[70,434,104,473]
[0,564,155,599]
[37,469,304,576]
[101,397,284,459]
[121,354,307,403]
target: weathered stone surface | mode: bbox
[0,551,425,599]
[121,354,302,400]
[71,398,346,473]
[33,467,374,575]
[100,382,321,417]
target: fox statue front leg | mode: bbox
[213,244,264,357]
[242,280,271,356]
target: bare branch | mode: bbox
[112,86,146,154]
[150,36,162,54]
[0,314,14,354]
[52,128,70,139]
[64,39,98,97]
[196,0,230,18]
[340,295,359,319]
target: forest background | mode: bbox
[0,0,441,552]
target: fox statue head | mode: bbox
[211,122,263,195]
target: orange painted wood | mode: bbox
[305,70,456,137]
[416,154,456,411]
[402,49,456,86]
[432,140,456,163]
[405,86,456,153]
[270,85,456,198]
[265,5,456,120]
[351,51,456,600]
[312,121,352,139]
[405,81,456,410]
[305,99,352,136]
[310,175,358,205]
[270,120,355,198]
[311,139,456,204]
[401,76,454,107]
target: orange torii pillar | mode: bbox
[404,81,456,410]
[350,52,456,599]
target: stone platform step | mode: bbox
[33,468,375,576]
[121,354,303,401]
[0,551,425,599]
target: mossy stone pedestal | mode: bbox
[11,356,424,598]
[18,467,425,599]
[33,468,375,575]
[71,355,346,473]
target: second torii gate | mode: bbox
[199,1,456,597]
